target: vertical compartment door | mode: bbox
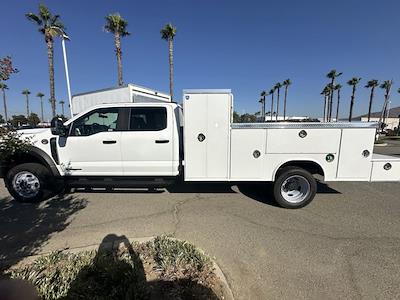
[183,93,208,179]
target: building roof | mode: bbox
[358,106,400,119]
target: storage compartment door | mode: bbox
[183,94,208,179]
[370,155,400,181]
[230,129,266,179]
[337,129,374,179]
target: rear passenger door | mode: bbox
[120,106,174,176]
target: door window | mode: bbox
[129,107,167,131]
[71,108,120,136]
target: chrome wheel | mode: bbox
[12,171,41,198]
[280,175,310,204]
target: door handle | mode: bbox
[155,140,170,144]
[103,140,117,144]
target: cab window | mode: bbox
[129,107,167,131]
[71,108,120,136]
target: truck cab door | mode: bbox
[57,107,124,176]
[120,106,175,176]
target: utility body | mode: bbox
[1,89,400,208]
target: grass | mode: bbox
[3,236,223,300]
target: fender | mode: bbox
[27,146,61,177]
[272,159,325,181]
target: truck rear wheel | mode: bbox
[273,167,316,209]
[5,163,57,203]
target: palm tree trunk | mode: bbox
[61,103,65,116]
[276,88,280,121]
[262,95,266,121]
[328,79,335,122]
[367,87,375,122]
[323,95,327,122]
[283,86,288,120]
[2,88,7,122]
[335,88,341,121]
[115,33,123,86]
[46,38,56,118]
[168,39,174,100]
[348,86,356,122]
[270,92,274,121]
[26,95,29,116]
[40,97,44,122]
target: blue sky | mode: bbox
[1,0,400,121]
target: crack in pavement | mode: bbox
[172,195,201,236]
[228,212,400,243]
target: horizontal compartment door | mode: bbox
[266,129,341,154]
[371,161,400,181]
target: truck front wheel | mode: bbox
[273,167,317,209]
[5,163,57,203]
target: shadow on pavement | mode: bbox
[0,194,87,269]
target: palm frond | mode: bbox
[161,23,177,40]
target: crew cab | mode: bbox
[1,89,400,208]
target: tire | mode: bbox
[5,163,57,203]
[273,167,317,209]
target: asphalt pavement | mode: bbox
[1,143,400,299]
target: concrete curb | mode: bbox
[3,236,234,300]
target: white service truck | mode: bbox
[1,89,400,208]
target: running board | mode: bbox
[64,176,178,188]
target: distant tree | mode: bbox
[326,70,342,122]
[364,80,379,122]
[233,111,240,123]
[282,79,292,120]
[274,82,282,121]
[22,89,31,116]
[104,13,130,86]
[240,113,257,123]
[269,88,275,121]
[0,83,9,121]
[260,90,267,120]
[161,23,177,100]
[36,92,45,122]
[26,4,66,118]
[27,113,41,126]
[379,80,393,127]
[0,56,18,81]
[0,114,4,123]
[347,77,362,122]
[321,85,331,122]
[334,84,342,121]
[10,115,28,127]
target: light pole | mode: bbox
[60,33,73,117]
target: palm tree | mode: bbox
[26,4,66,118]
[161,23,177,100]
[379,80,393,127]
[269,88,275,121]
[365,79,379,122]
[274,82,282,121]
[36,92,45,122]
[22,89,31,116]
[104,14,130,87]
[260,90,267,120]
[326,70,342,122]
[321,85,331,122]
[59,100,65,116]
[334,84,342,121]
[0,83,8,122]
[282,79,292,120]
[347,77,361,122]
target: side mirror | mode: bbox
[51,117,68,136]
